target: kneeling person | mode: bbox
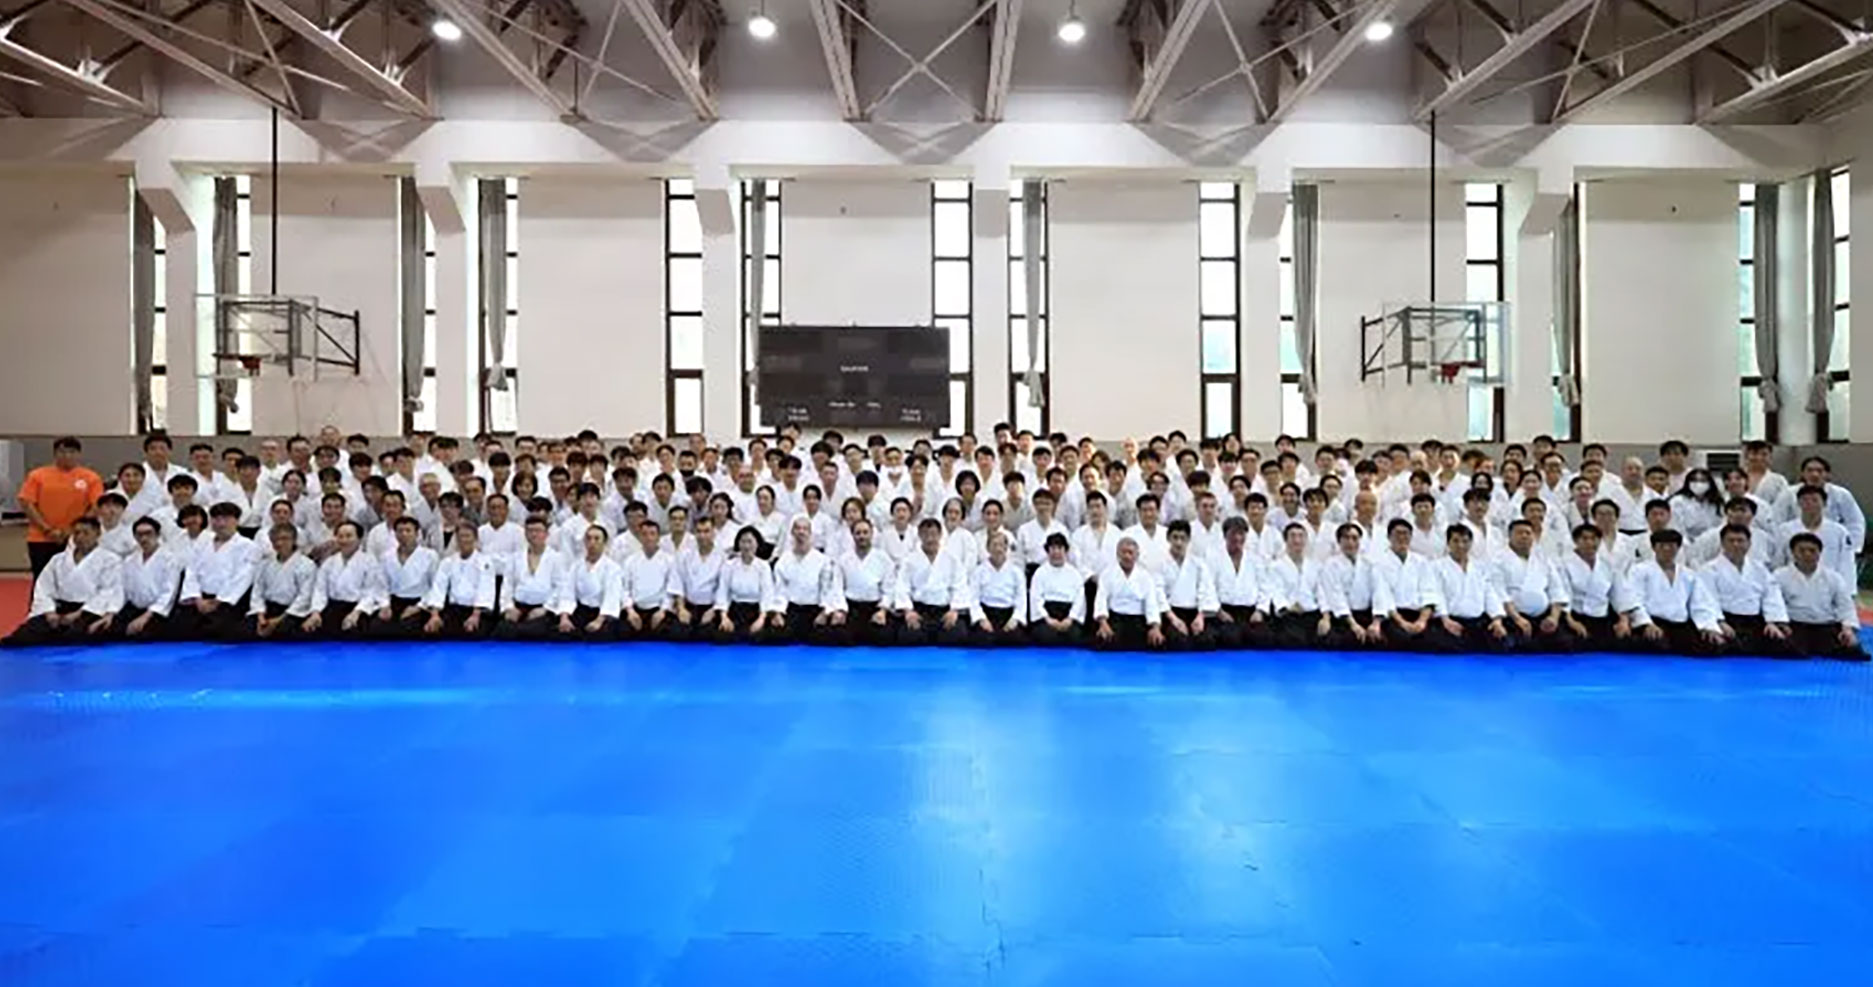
[969,530,1028,646]
[494,516,572,640]
[1774,532,1867,660]
[1092,536,1165,650]
[2,517,120,647]
[1158,520,1220,650]
[420,524,499,638]
[615,520,672,640]
[833,518,897,645]
[110,518,183,641]
[1319,523,1383,647]
[245,523,316,640]
[302,521,385,638]
[1027,533,1085,646]
[565,524,625,640]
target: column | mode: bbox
[973,180,1011,434]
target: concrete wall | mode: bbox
[1049,180,1201,438]
[782,179,931,325]
[515,176,664,436]
[0,172,133,434]
[1315,181,1469,439]
[1580,178,1737,444]
[250,174,401,436]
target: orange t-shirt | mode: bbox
[18,464,103,543]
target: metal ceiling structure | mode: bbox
[0,0,1871,124]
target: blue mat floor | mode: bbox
[1,639,1871,985]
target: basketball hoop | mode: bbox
[1438,361,1476,385]
[238,355,264,377]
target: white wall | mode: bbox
[516,176,665,436]
[782,179,931,324]
[1581,179,1736,444]
[1314,181,1468,439]
[1050,181,1200,437]
[0,172,133,434]
[250,174,401,436]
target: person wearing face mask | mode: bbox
[1669,468,1725,543]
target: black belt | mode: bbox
[1042,601,1074,620]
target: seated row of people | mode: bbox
[6,495,1863,659]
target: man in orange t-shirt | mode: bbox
[18,436,103,585]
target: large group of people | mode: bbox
[5,426,1866,660]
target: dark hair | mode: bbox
[52,436,82,453]
[71,516,101,532]
[133,517,162,535]
[1166,519,1191,538]
[1648,529,1684,547]
[1787,531,1824,552]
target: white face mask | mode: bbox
[1688,481,1711,495]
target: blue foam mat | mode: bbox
[1,639,1870,985]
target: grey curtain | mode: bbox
[477,178,510,393]
[1552,196,1582,406]
[746,185,769,404]
[1809,169,1836,413]
[1752,183,1782,413]
[1021,181,1045,406]
[1293,183,1319,403]
[131,193,156,432]
[398,177,426,418]
[211,176,239,417]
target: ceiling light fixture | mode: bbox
[431,17,463,42]
[749,1,776,40]
[1057,2,1086,44]
[1364,19,1394,42]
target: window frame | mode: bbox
[1278,197,1318,440]
[739,179,783,436]
[477,177,520,435]
[1465,182,1507,442]
[665,179,704,436]
[1818,166,1851,442]
[1007,180,1048,435]
[1198,181,1241,438]
[933,179,974,438]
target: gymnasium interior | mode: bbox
[1,0,1871,982]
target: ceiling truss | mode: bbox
[983,0,1020,120]
[805,0,862,119]
[0,0,1870,126]
[1123,0,1215,120]
[1266,0,1408,122]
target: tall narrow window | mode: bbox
[411,214,438,433]
[928,180,973,437]
[1199,182,1241,437]
[1738,184,1768,441]
[1277,199,1316,438]
[1464,182,1505,441]
[479,177,520,434]
[151,218,168,429]
[227,174,254,434]
[1821,166,1850,441]
[740,179,782,434]
[666,179,704,435]
[1008,180,1047,434]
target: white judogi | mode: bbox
[120,547,183,618]
[30,546,122,617]
[424,551,501,610]
[1774,564,1858,628]
[501,549,573,613]
[1092,564,1163,622]
[312,549,389,615]
[248,554,317,618]
[180,534,259,604]
[1029,560,1087,623]
[1626,562,1720,631]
